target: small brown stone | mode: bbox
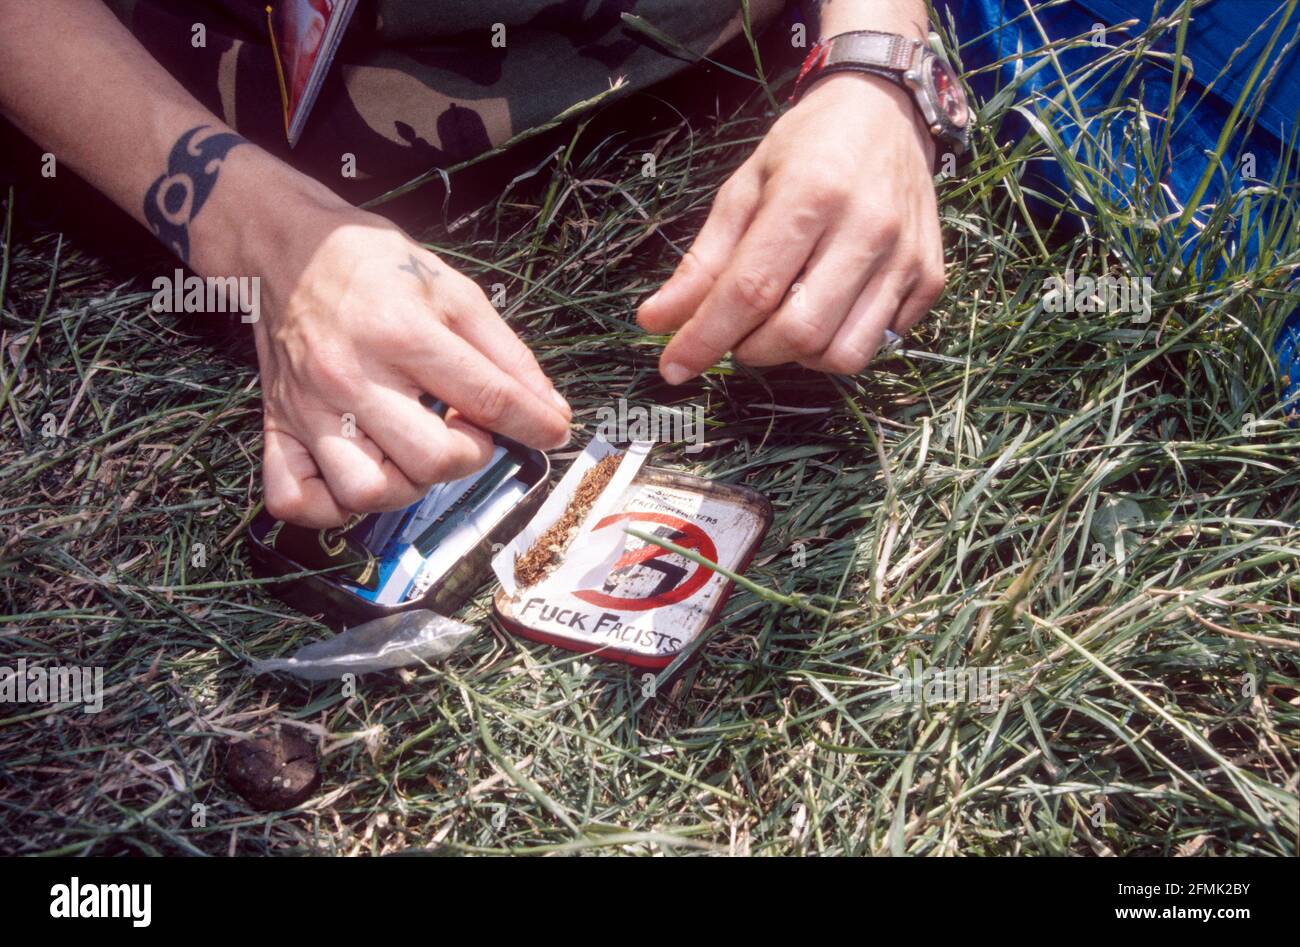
[225,729,321,811]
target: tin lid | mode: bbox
[492,440,772,669]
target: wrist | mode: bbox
[817,0,928,42]
[800,71,936,166]
[187,146,351,292]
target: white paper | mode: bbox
[403,476,528,602]
[491,437,652,597]
[538,440,651,594]
[398,445,506,545]
[373,475,527,606]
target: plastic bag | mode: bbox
[250,610,476,681]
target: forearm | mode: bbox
[816,0,929,40]
[0,0,343,276]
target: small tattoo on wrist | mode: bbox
[144,125,245,263]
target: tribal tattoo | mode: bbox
[144,126,245,262]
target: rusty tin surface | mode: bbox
[493,465,773,669]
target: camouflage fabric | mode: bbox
[101,0,786,195]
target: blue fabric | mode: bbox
[1081,0,1300,144]
[939,0,1297,220]
[1278,307,1300,414]
[936,0,1300,410]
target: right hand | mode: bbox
[249,205,571,528]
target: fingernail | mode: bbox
[550,388,571,414]
[661,361,693,385]
[641,289,661,310]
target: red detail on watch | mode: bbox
[790,42,831,103]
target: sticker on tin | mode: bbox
[493,438,771,668]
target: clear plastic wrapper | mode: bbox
[250,610,475,681]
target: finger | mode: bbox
[888,278,945,340]
[732,220,885,367]
[359,385,495,488]
[888,192,945,337]
[658,184,828,383]
[439,276,572,419]
[262,427,350,528]
[311,419,426,514]
[636,163,762,335]
[802,271,913,375]
[406,325,571,449]
[889,250,946,337]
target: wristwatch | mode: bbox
[792,30,971,155]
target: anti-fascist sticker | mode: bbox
[495,472,771,668]
[575,512,718,611]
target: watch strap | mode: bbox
[823,30,918,72]
[792,30,918,102]
[791,29,970,156]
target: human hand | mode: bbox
[251,206,571,527]
[637,72,945,380]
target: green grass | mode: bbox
[2,6,1298,856]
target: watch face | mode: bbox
[928,57,968,129]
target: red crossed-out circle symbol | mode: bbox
[573,512,718,611]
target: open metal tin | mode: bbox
[493,465,773,669]
[247,437,551,629]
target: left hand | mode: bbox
[637,72,946,381]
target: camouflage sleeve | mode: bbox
[100,0,788,195]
